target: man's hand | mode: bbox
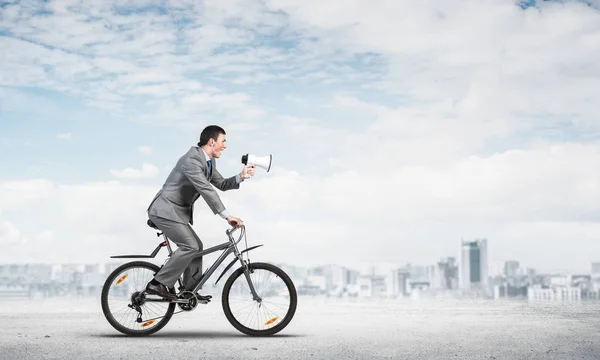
[226,216,243,227]
[240,164,255,180]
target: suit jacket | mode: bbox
[147,146,240,225]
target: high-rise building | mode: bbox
[591,262,600,281]
[390,267,411,297]
[434,257,459,290]
[504,260,520,278]
[459,239,488,290]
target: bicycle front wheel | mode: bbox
[221,262,298,336]
[101,261,176,336]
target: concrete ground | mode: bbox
[0,296,599,359]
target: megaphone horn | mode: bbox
[241,154,272,172]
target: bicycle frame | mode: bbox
[110,226,263,300]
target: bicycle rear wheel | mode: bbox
[101,261,176,336]
[221,262,297,336]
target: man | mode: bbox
[144,125,255,301]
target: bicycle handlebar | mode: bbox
[226,223,244,236]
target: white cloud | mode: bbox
[1,134,599,272]
[199,138,600,272]
[263,0,600,134]
[0,221,27,246]
[1,0,600,274]
[109,163,159,179]
[138,145,152,154]
[0,179,160,264]
[0,220,54,263]
[0,0,375,125]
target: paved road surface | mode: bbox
[1,296,599,359]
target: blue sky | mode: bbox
[1,0,600,275]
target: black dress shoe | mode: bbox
[145,282,177,300]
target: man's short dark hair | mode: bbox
[198,125,226,146]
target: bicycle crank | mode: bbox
[177,291,198,311]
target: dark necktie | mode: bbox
[207,159,212,175]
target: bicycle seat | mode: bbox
[147,219,159,230]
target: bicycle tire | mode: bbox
[221,262,297,336]
[101,261,176,336]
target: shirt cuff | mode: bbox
[218,209,230,219]
[236,174,243,183]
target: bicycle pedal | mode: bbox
[198,299,211,304]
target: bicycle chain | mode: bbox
[138,309,186,323]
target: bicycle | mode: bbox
[100,219,298,337]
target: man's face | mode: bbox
[211,133,227,158]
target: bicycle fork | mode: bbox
[238,256,262,303]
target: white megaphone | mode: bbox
[241,154,272,172]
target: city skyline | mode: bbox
[2,252,599,302]
[3,233,599,303]
[1,244,598,278]
[1,231,598,275]
[2,235,596,275]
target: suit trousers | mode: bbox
[148,214,204,291]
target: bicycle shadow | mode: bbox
[93,331,305,339]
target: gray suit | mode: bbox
[147,146,241,290]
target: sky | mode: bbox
[1,0,599,275]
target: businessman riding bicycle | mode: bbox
[144,124,255,302]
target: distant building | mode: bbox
[432,257,459,290]
[459,239,489,291]
[493,283,528,299]
[528,284,581,302]
[592,262,600,280]
[390,267,410,297]
[504,261,520,278]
